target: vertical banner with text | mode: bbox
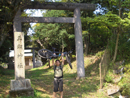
[14,32,25,80]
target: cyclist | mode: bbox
[52,53,64,98]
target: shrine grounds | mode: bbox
[0,54,110,98]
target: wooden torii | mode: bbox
[10,1,95,97]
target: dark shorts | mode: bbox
[54,78,63,92]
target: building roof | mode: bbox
[9,49,33,57]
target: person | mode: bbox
[52,53,64,98]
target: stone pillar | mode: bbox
[74,8,85,78]
[32,48,35,68]
[14,32,25,79]
[9,9,34,97]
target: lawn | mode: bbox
[0,55,110,98]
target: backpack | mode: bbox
[54,65,63,79]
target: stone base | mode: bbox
[9,88,34,97]
[9,79,34,97]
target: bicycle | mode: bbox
[38,48,73,69]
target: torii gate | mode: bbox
[10,2,95,97]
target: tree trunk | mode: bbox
[62,38,64,52]
[112,31,120,63]
[84,34,90,56]
[112,1,122,63]
[62,46,64,53]
[36,39,45,49]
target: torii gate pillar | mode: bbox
[74,8,85,78]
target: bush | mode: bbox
[108,33,130,61]
[118,63,130,96]
[95,50,105,58]
[105,70,113,83]
[118,73,130,96]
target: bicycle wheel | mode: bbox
[65,54,73,69]
[38,49,53,59]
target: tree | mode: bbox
[97,0,130,62]
[0,0,31,62]
[0,0,52,62]
[32,10,75,52]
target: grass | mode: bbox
[0,55,110,98]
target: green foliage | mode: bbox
[32,10,75,51]
[0,0,32,62]
[0,63,7,68]
[0,66,5,75]
[117,34,130,61]
[106,32,130,95]
[81,12,115,52]
[105,70,113,83]
[95,51,105,58]
[0,38,12,62]
[108,34,117,59]
[0,0,22,48]
[108,33,130,61]
[43,10,68,17]
[118,75,130,96]
[118,63,130,96]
